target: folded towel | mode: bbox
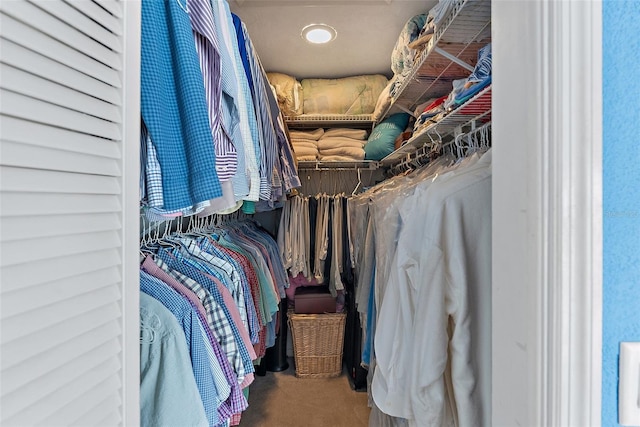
[291,138,318,146]
[292,141,319,150]
[317,137,366,151]
[290,128,324,140]
[292,145,319,157]
[321,128,368,140]
[318,146,365,159]
[296,155,318,161]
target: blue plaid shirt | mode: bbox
[141,0,222,210]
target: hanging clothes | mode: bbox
[348,135,492,426]
[139,292,210,427]
[278,193,354,298]
[139,219,287,427]
[140,0,223,211]
[139,0,300,222]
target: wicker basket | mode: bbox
[288,311,347,378]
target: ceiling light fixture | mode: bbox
[301,24,337,44]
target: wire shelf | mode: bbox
[383,0,491,118]
[285,114,374,130]
[296,160,379,170]
[381,85,491,165]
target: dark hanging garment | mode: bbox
[344,288,368,391]
[308,196,318,273]
[341,197,354,286]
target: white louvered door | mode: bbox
[0,1,141,425]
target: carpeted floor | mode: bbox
[238,359,370,427]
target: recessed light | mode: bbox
[301,24,337,44]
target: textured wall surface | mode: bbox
[602,1,640,425]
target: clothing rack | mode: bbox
[388,121,492,176]
[296,167,385,197]
[140,209,254,247]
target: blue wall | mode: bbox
[602,1,640,425]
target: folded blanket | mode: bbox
[318,146,365,159]
[391,14,428,76]
[319,155,365,162]
[291,140,318,149]
[292,145,320,157]
[302,75,389,115]
[289,128,324,140]
[322,128,368,140]
[317,137,366,151]
[296,155,318,161]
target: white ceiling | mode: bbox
[229,0,438,80]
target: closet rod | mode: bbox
[297,160,380,171]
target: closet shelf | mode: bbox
[297,160,379,170]
[382,0,491,119]
[285,114,374,130]
[381,85,491,165]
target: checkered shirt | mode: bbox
[141,0,222,210]
[150,258,249,419]
[194,237,260,343]
[213,237,266,333]
[156,251,255,382]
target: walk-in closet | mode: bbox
[138,0,491,425]
[0,0,607,426]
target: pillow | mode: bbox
[267,72,303,116]
[364,113,411,160]
[372,80,394,122]
[391,14,427,76]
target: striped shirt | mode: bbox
[214,0,261,201]
[233,16,277,201]
[188,0,238,182]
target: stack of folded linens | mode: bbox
[317,128,367,161]
[290,128,323,161]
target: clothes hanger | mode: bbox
[175,0,188,14]
[140,213,151,261]
[155,219,179,250]
[352,168,363,196]
[455,130,466,159]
